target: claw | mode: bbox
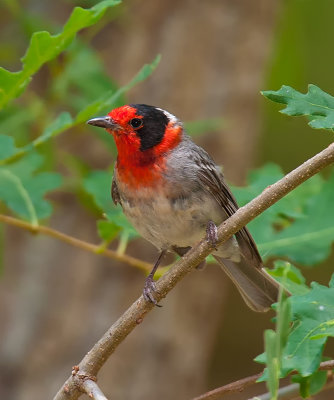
[195,259,207,270]
[142,250,166,307]
[143,276,162,307]
[206,220,218,250]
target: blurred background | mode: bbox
[0,0,334,399]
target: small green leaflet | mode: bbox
[292,370,328,398]
[262,84,334,131]
[0,152,62,224]
[83,170,138,240]
[0,0,121,109]
[97,220,121,242]
[266,261,309,296]
[283,280,334,376]
[0,135,19,161]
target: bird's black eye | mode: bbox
[129,118,143,129]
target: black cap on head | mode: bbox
[130,104,169,151]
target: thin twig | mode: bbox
[52,142,334,400]
[0,214,151,272]
[252,377,334,400]
[253,383,301,400]
[192,360,334,400]
[252,382,299,400]
[192,373,262,400]
[82,379,109,400]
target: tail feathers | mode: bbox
[213,256,280,312]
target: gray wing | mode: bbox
[167,136,278,311]
[111,175,121,206]
[194,148,262,268]
[194,148,281,311]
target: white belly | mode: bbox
[119,186,240,261]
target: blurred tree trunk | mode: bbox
[0,1,280,399]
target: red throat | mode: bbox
[111,121,182,189]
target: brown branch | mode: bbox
[53,143,334,400]
[192,372,262,400]
[0,214,151,272]
[192,359,334,400]
[81,379,109,400]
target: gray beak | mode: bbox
[86,116,120,130]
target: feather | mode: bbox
[193,144,279,311]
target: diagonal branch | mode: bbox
[82,379,109,400]
[53,143,334,400]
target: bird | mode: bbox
[87,104,279,311]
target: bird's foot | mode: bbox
[143,276,162,307]
[206,220,218,250]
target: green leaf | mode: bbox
[292,370,328,398]
[83,170,113,212]
[97,220,120,242]
[83,170,138,238]
[0,0,121,108]
[281,279,334,376]
[0,169,38,226]
[0,135,19,161]
[51,44,120,111]
[255,265,334,390]
[0,70,30,109]
[232,163,332,266]
[33,112,73,146]
[0,152,62,223]
[0,112,73,165]
[267,261,309,296]
[329,274,334,288]
[259,170,334,265]
[262,84,334,131]
[75,54,161,123]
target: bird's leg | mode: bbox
[206,220,218,250]
[143,250,166,307]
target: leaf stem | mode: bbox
[116,231,129,255]
[0,213,151,272]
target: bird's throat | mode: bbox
[115,155,165,189]
[114,123,182,190]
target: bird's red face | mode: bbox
[87,104,183,188]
